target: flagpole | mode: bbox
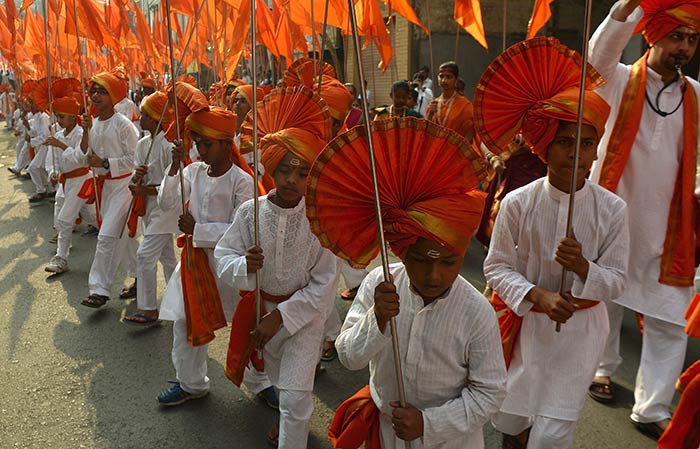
[72,0,101,225]
[317,0,330,95]
[346,1,409,447]
[164,0,192,268]
[425,0,434,84]
[556,0,594,332]
[42,0,58,177]
[502,0,508,52]
[310,0,317,80]
[250,0,263,361]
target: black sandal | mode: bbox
[119,281,137,299]
[588,379,615,403]
[81,294,109,308]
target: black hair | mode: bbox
[391,80,411,94]
[408,89,419,101]
[412,72,426,82]
[439,61,459,77]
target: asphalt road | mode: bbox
[0,127,697,449]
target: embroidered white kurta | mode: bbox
[134,131,179,235]
[87,113,139,237]
[588,3,700,325]
[336,264,507,449]
[484,178,629,421]
[214,193,338,391]
[158,162,254,322]
[54,126,94,224]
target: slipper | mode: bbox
[340,285,359,301]
[632,419,667,441]
[588,379,615,403]
[123,312,160,326]
[321,343,337,362]
[119,281,137,299]
[81,294,109,308]
[266,424,279,447]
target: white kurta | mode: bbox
[336,264,507,449]
[484,178,629,421]
[588,3,700,325]
[134,131,179,235]
[114,97,140,122]
[87,113,139,237]
[158,162,254,321]
[54,126,94,224]
[214,193,338,392]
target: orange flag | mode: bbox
[454,0,488,50]
[354,0,393,71]
[134,3,161,70]
[527,0,555,38]
[384,0,428,34]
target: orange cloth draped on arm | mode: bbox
[426,95,474,140]
[597,54,699,287]
[686,293,700,337]
[177,233,227,347]
[328,385,382,449]
[224,289,291,386]
[126,196,146,238]
[657,360,700,449]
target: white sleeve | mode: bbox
[214,202,255,291]
[483,195,536,316]
[107,119,138,177]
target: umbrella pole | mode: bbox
[250,0,263,361]
[556,0,594,332]
[346,1,410,447]
[165,0,192,269]
[73,0,100,225]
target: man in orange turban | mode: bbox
[476,37,629,449]
[155,105,254,406]
[213,86,336,449]
[122,91,179,325]
[587,1,700,437]
[317,78,353,137]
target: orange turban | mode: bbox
[635,0,700,44]
[318,78,353,122]
[142,92,174,126]
[185,106,237,141]
[260,127,325,174]
[522,87,610,161]
[232,85,265,107]
[474,37,610,162]
[142,78,155,89]
[91,72,128,105]
[52,97,81,116]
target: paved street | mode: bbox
[0,128,697,449]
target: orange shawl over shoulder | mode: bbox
[177,234,227,347]
[224,289,291,386]
[427,94,474,140]
[328,385,382,449]
[597,53,699,287]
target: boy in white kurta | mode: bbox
[215,131,337,449]
[44,97,96,274]
[79,72,140,308]
[122,93,179,325]
[479,38,630,449]
[25,103,52,202]
[9,105,31,176]
[156,106,253,405]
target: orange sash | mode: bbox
[126,195,146,238]
[329,385,382,449]
[177,234,227,347]
[490,292,599,369]
[77,172,131,228]
[28,146,35,160]
[58,167,90,187]
[598,53,699,287]
[224,289,291,386]
[426,95,474,139]
[658,360,700,449]
[686,293,700,338]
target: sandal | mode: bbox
[321,342,337,362]
[266,424,279,447]
[123,311,160,326]
[81,294,109,308]
[340,285,360,301]
[119,281,137,299]
[588,377,615,403]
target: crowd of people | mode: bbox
[2,0,700,448]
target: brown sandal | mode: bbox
[266,424,279,447]
[81,294,109,308]
[588,379,615,403]
[119,280,137,299]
